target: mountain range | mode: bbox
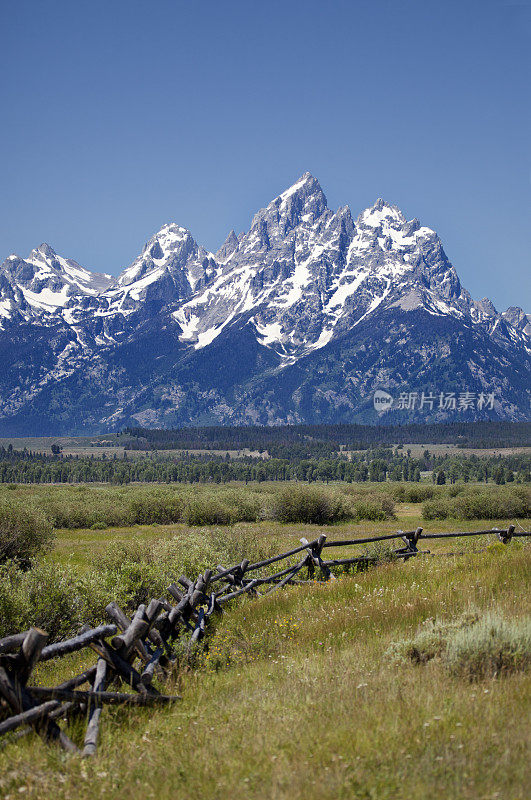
[0,173,529,434]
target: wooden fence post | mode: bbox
[82,658,107,757]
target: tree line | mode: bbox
[0,445,529,485]
[123,420,531,452]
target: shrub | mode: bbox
[386,612,531,680]
[447,484,463,498]
[360,542,398,566]
[38,489,133,529]
[452,488,530,520]
[401,485,436,503]
[0,500,54,565]
[206,525,277,567]
[422,497,452,520]
[0,561,27,636]
[350,493,395,521]
[92,541,177,610]
[0,560,90,639]
[130,492,185,525]
[224,490,264,523]
[386,613,480,665]
[182,494,260,525]
[445,613,531,679]
[273,485,350,525]
[92,526,276,613]
[392,484,406,502]
[0,524,280,638]
[20,563,89,639]
[422,486,530,521]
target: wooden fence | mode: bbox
[0,525,528,756]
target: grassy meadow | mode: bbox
[0,480,530,799]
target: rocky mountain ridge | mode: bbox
[0,173,529,433]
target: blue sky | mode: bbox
[1,0,529,311]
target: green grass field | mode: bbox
[46,502,527,569]
[0,485,529,799]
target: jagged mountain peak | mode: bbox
[23,241,112,288]
[248,172,328,234]
[277,171,325,199]
[275,171,327,217]
[476,297,498,317]
[117,222,200,288]
[0,242,113,324]
[97,221,220,324]
[355,199,441,246]
[30,242,57,259]
[216,229,239,262]
[358,199,408,229]
[502,306,531,336]
[141,222,195,258]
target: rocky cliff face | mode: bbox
[0,173,529,434]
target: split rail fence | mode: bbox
[0,524,529,757]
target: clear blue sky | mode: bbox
[1,0,529,311]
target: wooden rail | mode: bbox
[0,525,528,756]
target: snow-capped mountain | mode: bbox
[0,244,112,322]
[0,173,529,434]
